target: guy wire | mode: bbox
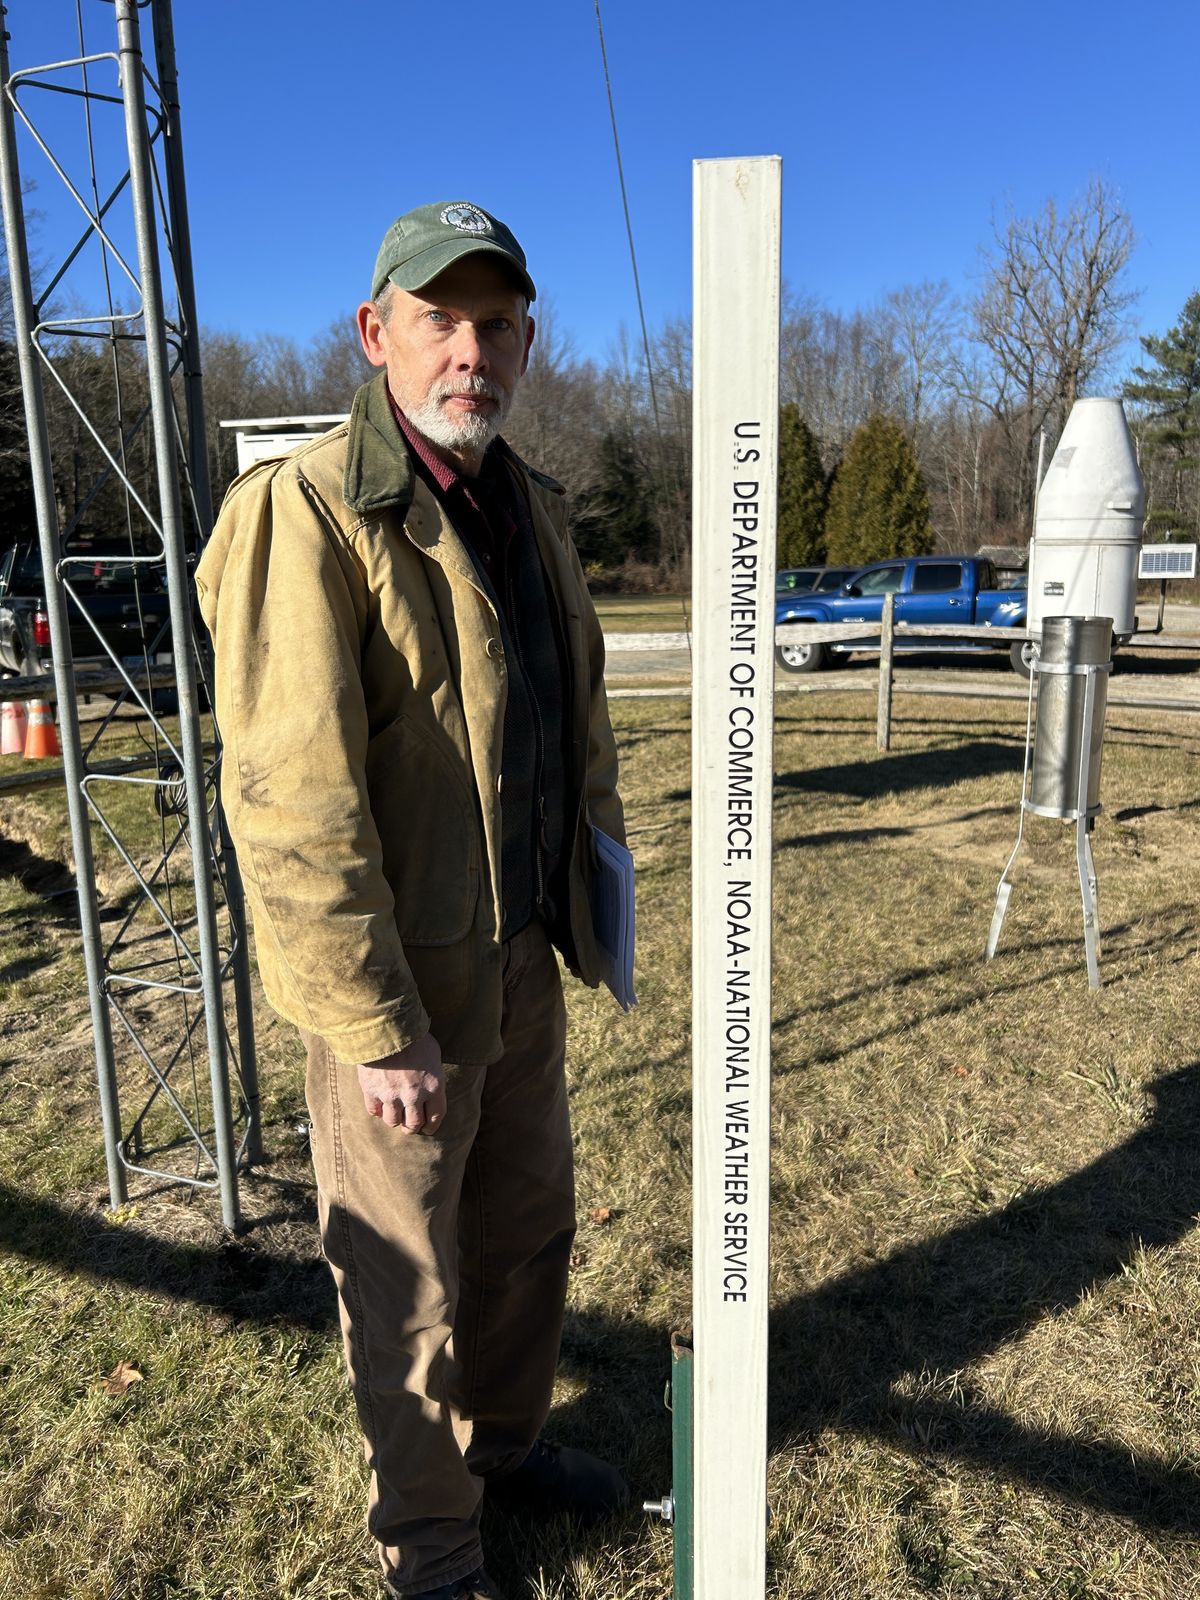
[593,0,660,438]
[592,0,691,642]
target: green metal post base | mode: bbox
[643,1330,693,1597]
[643,1337,691,1600]
[670,1331,694,1600]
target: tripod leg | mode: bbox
[985,878,1013,960]
[1077,812,1100,989]
[1083,825,1099,961]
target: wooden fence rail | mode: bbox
[774,620,1200,650]
[4,622,1198,769]
[774,615,1200,750]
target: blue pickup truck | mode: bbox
[775,554,1028,675]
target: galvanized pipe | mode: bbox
[115,0,240,1229]
[0,11,127,1209]
[148,0,212,537]
[149,0,261,1162]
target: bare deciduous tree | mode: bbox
[780,293,904,469]
[0,178,1151,581]
[881,280,958,448]
[966,178,1137,525]
[506,297,606,494]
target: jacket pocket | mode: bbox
[365,713,480,945]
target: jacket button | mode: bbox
[486,638,504,660]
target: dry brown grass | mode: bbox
[590,595,690,634]
[2,690,1200,1598]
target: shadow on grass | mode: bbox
[776,799,1011,852]
[542,1062,1200,1547]
[1114,797,1200,821]
[777,822,915,850]
[0,832,76,904]
[770,922,1134,1031]
[763,1060,1200,1532]
[1114,651,1200,678]
[670,738,1028,808]
[0,1173,335,1331]
[775,739,1028,801]
[5,1061,1200,1569]
[0,832,80,985]
[595,916,1193,1108]
[774,908,1199,1070]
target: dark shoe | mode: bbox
[388,1566,504,1600]
[487,1438,630,1522]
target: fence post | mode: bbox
[877,593,896,751]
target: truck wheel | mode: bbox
[1009,638,1036,678]
[776,640,825,674]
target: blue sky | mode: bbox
[7,1,1197,369]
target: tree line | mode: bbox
[505,179,1196,577]
[0,177,1196,586]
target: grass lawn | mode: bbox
[3,691,1200,1598]
[591,594,691,634]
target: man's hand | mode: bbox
[357,1034,446,1134]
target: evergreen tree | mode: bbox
[569,430,658,570]
[776,404,826,567]
[1123,291,1200,538]
[0,339,36,547]
[823,414,932,564]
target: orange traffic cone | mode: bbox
[23,699,60,758]
[1,699,27,755]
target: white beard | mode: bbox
[406,377,512,460]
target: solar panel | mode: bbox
[1138,543,1198,580]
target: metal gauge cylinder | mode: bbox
[1028,615,1113,819]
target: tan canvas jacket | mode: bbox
[195,373,625,1067]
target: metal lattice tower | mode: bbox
[0,0,259,1228]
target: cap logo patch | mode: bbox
[441,203,492,235]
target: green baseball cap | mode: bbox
[371,201,536,304]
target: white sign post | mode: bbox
[690,155,781,1599]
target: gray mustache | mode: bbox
[435,378,504,403]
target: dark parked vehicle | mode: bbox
[777,565,858,595]
[775,554,1028,674]
[0,538,172,677]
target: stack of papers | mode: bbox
[590,827,637,1012]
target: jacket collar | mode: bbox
[342,372,417,518]
[339,374,479,586]
[343,371,567,521]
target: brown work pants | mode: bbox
[303,920,575,1596]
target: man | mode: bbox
[196,201,628,1600]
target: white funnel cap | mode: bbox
[1035,398,1145,528]
[1029,398,1145,637]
